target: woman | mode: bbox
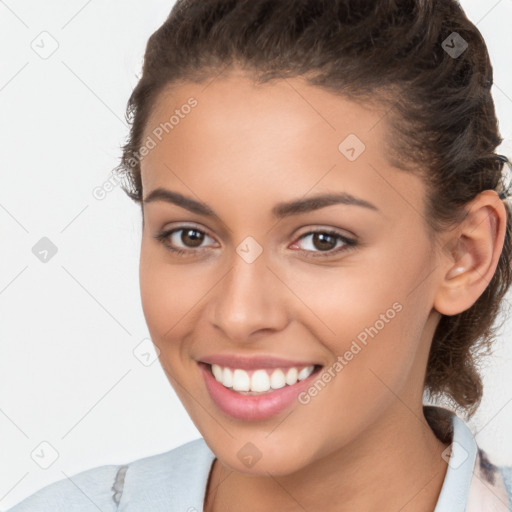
[8,0,512,510]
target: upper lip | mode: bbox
[198,354,321,370]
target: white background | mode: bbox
[1,0,511,509]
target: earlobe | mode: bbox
[433,190,507,316]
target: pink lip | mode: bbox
[199,354,319,370]
[199,361,321,421]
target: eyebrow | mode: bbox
[143,187,380,218]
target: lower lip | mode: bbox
[199,363,320,421]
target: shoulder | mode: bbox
[6,464,122,512]
[470,447,512,511]
[497,464,512,510]
[7,438,214,512]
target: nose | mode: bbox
[207,251,290,343]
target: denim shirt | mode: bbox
[7,406,512,511]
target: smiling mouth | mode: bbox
[206,363,323,395]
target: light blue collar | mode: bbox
[433,412,478,511]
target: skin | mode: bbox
[138,70,507,512]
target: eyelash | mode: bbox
[153,225,358,259]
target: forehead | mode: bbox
[140,73,426,223]
[143,72,384,153]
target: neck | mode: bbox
[204,404,450,512]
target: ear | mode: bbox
[433,190,508,316]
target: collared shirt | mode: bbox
[7,406,512,511]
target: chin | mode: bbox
[205,431,319,477]
[220,451,310,477]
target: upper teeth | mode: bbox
[211,364,315,393]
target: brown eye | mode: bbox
[291,229,358,258]
[311,232,338,251]
[180,228,205,248]
[154,225,217,256]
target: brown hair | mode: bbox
[114,0,512,419]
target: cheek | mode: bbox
[139,243,198,345]
[287,244,428,384]
[280,251,409,339]
[139,240,221,359]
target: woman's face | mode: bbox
[139,72,446,475]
